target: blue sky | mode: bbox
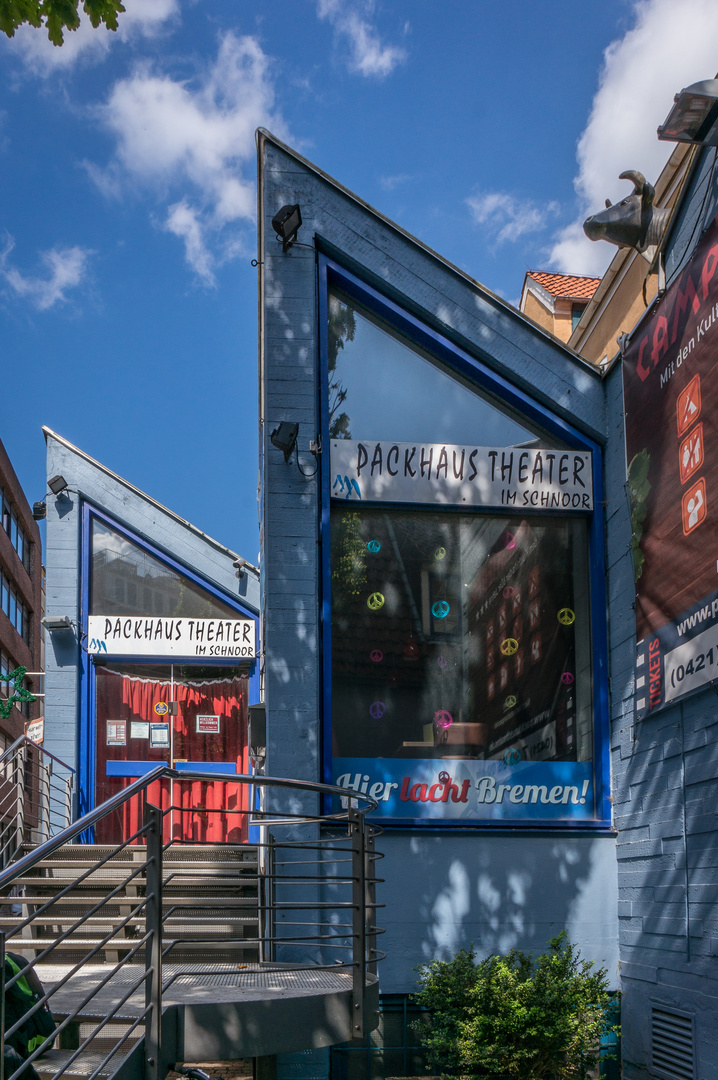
[1,0,717,564]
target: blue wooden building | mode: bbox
[258,130,621,1080]
[42,427,260,839]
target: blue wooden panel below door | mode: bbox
[106,760,238,777]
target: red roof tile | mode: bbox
[526,271,601,301]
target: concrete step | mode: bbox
[5,937,260,951]
[0,897,260,909]
[0,916,259,929]
[34,1046,135,1080]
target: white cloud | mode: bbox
[91,31,285,281]
[550,0,718,275]
[0,234,91,309]
[317,0,407,78]
[164,201,215,285]
[467,190,560,245]
[379,173,412,191]
[6,0,179,75]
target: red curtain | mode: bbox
[95,668,249,845]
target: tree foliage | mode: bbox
[413,933,616,1079]
[0,0,125,46]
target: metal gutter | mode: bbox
[256,128,602,380]
[41,426,259,575]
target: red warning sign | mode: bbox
[678,423,704,484]
[681,477,707,536]
[676,374,701,437]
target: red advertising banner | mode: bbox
[623,215,718,717]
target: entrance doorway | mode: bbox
[94,662,249,844]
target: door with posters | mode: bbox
[95,662,249,844]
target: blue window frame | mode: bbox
[318,256,610,829]
[77,503,260,820]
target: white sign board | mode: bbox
[196,714,221,734]
[88,616,256,659]
[150,723,170,748]
[331,440,593,511]
[25,718,44,744]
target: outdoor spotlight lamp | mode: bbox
[658,79,718,147]
[43,615,73,632]
[272,204,302,251]
[48,474,69,496]
[270,421,299,461]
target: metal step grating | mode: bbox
[652,1006,695,1080]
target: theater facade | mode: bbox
[257,128,621,1077]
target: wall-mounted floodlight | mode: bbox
[43,615,73,632]
[32,502,47,521]
[658,79,718,146]
[48,475,69,496]
[270,421,299,461]
[233,557,247,579]
[272,204,302,251]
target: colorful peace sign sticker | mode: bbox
[504,748,521,766]
[500,637,519,656]
[438,771,450,784]
[432,600,450,619]
[370,649,384,663]
[369,701,385,719]
[367,540,381,553]
[504,694,518,710]
[434,709,453,729]
[367,592,385,611]
[434,546,446,561]
[557,608,575,626]
[561,672,575,686]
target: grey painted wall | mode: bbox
[43,428,259,782]
[258,131,619,1040]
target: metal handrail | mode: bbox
[0,736,75,866]
[0,768,375,891]
[0,766,382,1080]
[0,734,76,774]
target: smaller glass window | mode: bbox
[90,518,240,621]
[1,575,8,615]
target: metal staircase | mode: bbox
[0,752,383,1080]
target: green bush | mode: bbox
[413,932,615,1079]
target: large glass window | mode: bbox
[331,507,591,765]
[325,278,603,825]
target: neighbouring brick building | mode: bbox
[0,435,43,751]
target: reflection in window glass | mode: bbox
[328,289,548,447]
[331,507,592,765]
[90,519,238,620]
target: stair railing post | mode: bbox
[349,806,366,1039]
[144,801,163,1080]
[14,743,26,859]
[64,773,74,831]
[1,929,6,1080]
[365,826,377,979]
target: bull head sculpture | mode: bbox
[583,171,670,262]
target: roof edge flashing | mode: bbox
[42,426,259,577]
